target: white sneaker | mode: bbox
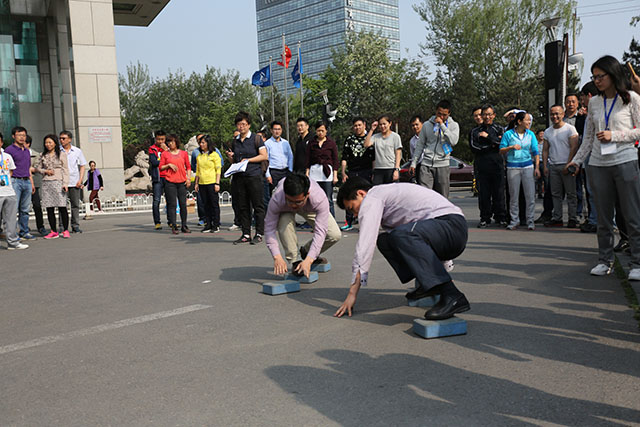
[228,224,240,231]
[628,268,640,281]
[8,243,29,250]
[443,260,454,272]
[590,263,612,276]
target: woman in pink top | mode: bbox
[159,134,191,234]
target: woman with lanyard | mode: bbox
[159,134,191,234]
[567,55,640,279]
[499,112,540,230]
[305,121,339,217]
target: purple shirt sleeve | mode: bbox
[305,183,330,260]
[264,185,285,257]
[351,195,384,285]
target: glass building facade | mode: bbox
[0,2,43,140]
[256,0,400,91]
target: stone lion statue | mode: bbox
[124,150,152,192]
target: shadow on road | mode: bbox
[265,349,640,426]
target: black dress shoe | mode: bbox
[290,261,305,277]
[424,293,470,320]
[405,286,439,300]
[614,239,630,252]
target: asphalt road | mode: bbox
[2,190,639,426]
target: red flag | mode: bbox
[277,45,292,68]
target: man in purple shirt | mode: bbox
[4,126,37,240]
[334,178,470,320]
[265,173,341,278]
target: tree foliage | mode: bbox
[623,38,640,73]
[305,31,436,160]
[412,0,578,157]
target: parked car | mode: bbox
[399,156,474,187]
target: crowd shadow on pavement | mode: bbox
[449,303,640,376]
[265,349,640,427]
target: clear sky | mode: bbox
[114,1,639,88]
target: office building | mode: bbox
[256,0,400,90]
[0,0,169,198]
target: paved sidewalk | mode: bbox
[1,191,639,425]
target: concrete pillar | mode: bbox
[67,0,125,199]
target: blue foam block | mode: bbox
[407,295,440,307]
[262,280,301,295]
[285,270,319,283]
[412,317,467,339]
[311,262,331,273]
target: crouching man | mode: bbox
[334,177,469,320]
[265,173,341,278]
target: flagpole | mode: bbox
[298,41,303,117]
[269,57,275,122]
[282,33,289,141]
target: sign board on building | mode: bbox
[88,127,112,143]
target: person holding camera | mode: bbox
[542,104,579,228]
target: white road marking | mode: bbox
[0,304,212,356]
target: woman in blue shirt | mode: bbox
[500,112,540,230]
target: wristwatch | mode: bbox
[394,168,400,171]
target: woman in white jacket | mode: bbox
[567,55,640,279]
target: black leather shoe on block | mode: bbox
[424,293,470,320]
[405,286,439,300]
[290,261,305,277]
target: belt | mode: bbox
[14,176,29,180]
[269,167,289,171]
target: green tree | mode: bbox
[623,38,640,73]
[414,0,577,137]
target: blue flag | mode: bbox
[251,65,271,87]
[291,49,302,88]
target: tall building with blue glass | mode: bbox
[256,0,400,91]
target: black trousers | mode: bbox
[164,181,188,227]
[268,168,290,193]
[47,207,68,231]
[199,183,220,228]
[233,174,265,236]
[345,169,372,225]
[377,214,468,290]
[372,169,395,185]
[32,187,44,230]
[476,170,506,223]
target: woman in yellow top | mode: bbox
[195,135,222,232]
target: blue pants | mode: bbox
[12,178,32,236]
[376,214,468,290]
[152,179,164,225]
[318,181,335,218]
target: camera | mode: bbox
[567,165,577,175]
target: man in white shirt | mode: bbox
[542,105,579,228]
[60,131,87,233]
[334,177,469,321]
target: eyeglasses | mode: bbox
[591,73,608,82]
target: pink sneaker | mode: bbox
[61,230,70,239]
[44,231,59,239]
